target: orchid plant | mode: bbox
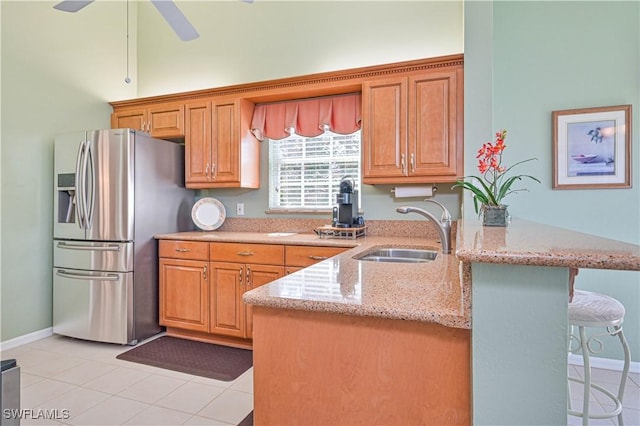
[453,130,540,214]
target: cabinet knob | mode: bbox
[246,267,251,287]
[401,154,406,174]
[175,248,190,253]
[410,153,415,174]
[237,251,254,257]
[239,266,244,286]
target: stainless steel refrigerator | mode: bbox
[53,129,193,345]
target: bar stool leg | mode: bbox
[580,326,590,426]
[615,325,630,426]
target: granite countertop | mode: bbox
[154,230,361,248]
[156,218,639,331]
[242,235,470,329]
[456,219,640,271]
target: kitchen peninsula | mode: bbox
[241,218,640,426]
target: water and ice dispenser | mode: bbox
[56,173,76,224]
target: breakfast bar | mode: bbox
[243,219,640,426]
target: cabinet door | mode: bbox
[149,103,185,139]
[159,258,209,332]
[211,99,240,184]
[210,261,245,338]
[362,77,408,181]
[185,101,212,187]
[245,264,284,339]
[111,109,147,133]
[408,70,460,178]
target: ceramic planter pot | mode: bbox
[482,205,509,227]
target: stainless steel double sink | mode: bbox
[353,247,438,263]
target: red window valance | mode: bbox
[250,93,362,141]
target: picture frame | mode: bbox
[552,104,631,189]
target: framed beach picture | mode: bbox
[552,105,631,189]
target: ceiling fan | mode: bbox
[53,0,200,41]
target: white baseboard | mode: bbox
[0,327,53,351]
[569,353,640,374]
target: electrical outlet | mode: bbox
[236,203,245,216]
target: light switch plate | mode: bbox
[236,203,245,216]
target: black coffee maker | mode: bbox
[332,176,361,228]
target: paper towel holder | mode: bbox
[391,185,437,198]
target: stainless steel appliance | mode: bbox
[0,359,19,426]
[53,129,193,345]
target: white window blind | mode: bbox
[268,130,361,211]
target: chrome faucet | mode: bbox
[396,200,452,254]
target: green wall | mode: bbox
[497,0,639,363]
[466,1,640,362]
[0,1,138,342]
[135,1,464,97]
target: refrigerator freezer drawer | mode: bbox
[53,240,133,272]
[53,268,133,345]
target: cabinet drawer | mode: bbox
[159,240,209,261]
[210,242,284,265]
[285,246,349,267]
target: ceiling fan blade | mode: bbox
[150,0,199,42]
[53,0,94,13]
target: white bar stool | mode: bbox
[568,290,631,425]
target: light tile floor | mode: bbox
[567,364,640,425]
[2,334,639,425]
[2,334,253,425]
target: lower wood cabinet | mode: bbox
[159,239,349,346]
[159,240,210,332]
[210,262,284,339]
[209,242,284,340]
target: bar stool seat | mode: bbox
[568,290,631,425]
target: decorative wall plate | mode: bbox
[191,197,226,231]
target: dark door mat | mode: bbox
[116,336,253,382]
[238,411,253,426]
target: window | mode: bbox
[268,129,361,211]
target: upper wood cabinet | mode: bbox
[111,102,185,139]
[362,66,463,184]
[185,98,259,189]
[110,55,464,187]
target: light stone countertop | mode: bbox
[155,218,639,331]
[456,219,640,271]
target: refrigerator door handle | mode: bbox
[83,140,95,230]
[56,241,121,252]
[56,269,120,281]
[75,140,87,229]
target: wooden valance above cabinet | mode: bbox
[110,54,464,187]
